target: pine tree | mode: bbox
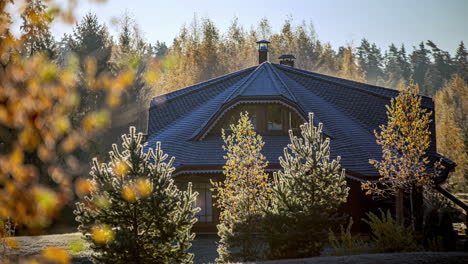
[294,21,320,71]
[222,17,255,72]
[198,18,224,81]
[212,112,271,262]
[382,44,407,89]
[278,17,296,57]
[398,44,411,82]
[20,0,56,59]
[317,43,339,76]
[264,113,349,259]
[75,127,199,264]
[424,40,454,95]
[454,41,468,80]
[257,17,272,40]
[434,75,468,191]
[357,39,384,84]
[151,41,168,58]
[362,82,441,229]
[68,13,113,127]
[410,42,431,95]
[109,12,149,74]
[69,12,112,75]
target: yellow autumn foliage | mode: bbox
[91,225,115,244]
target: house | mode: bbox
[145,41,456,232]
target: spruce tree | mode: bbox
[264,113,349,259]
[20,0,57,59]
[109,12,149,74]
[357,39,384,84]
[68,12,113,146]
[382,44,407,89]
[198,18,224,81]
[454,41,468,80]
[317,43,339,76]
[424,41,454,95]
[212,112,271,262]
[410,42,431,94]
[294,21,320,71]
[69,12,112,75]
[397,44,411,82]
[75,127,199,264]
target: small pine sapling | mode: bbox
[265,113,349,259]
[75,127,199,264]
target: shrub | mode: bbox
[364,209,418,253]
[423,190,459,251]
[328,218,369,256]
[263,211,332,259]
[74,127,199,264]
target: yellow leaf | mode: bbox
[69,240,85,254]
[122,184,137,202]
[5,237,19,249]
[75,178,96,196]
[113,160,129,177]
[42,247,70,264]
[136,178,152,197]
[92,225,114,244]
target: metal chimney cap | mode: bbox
[279,54,296,59]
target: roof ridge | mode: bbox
[273,64,434,107]
[224,63,265,103]
[267,63,297,101]
[264,64,281,95]
[150,66,257,108]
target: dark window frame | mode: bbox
[211,103,303,136]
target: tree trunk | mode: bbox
[409,186,415,231]
[396,188,404,224]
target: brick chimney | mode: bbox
[279,54,296,67]
[256,40,270,64]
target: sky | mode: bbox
[13,0,468,53]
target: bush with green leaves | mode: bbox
[265,113,349,259]
[364,209,418,253]
[74,127,199,264]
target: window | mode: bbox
[288,110,302,130]
[209,103,303,136]
[266,104,283,131]
[221,105,257,130]
[193,183,213,222]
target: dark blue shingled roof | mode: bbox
[146,62,440,179]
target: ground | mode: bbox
[4,233,468,263]
[5,233,219,263]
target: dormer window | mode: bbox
[209,103,303,136]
